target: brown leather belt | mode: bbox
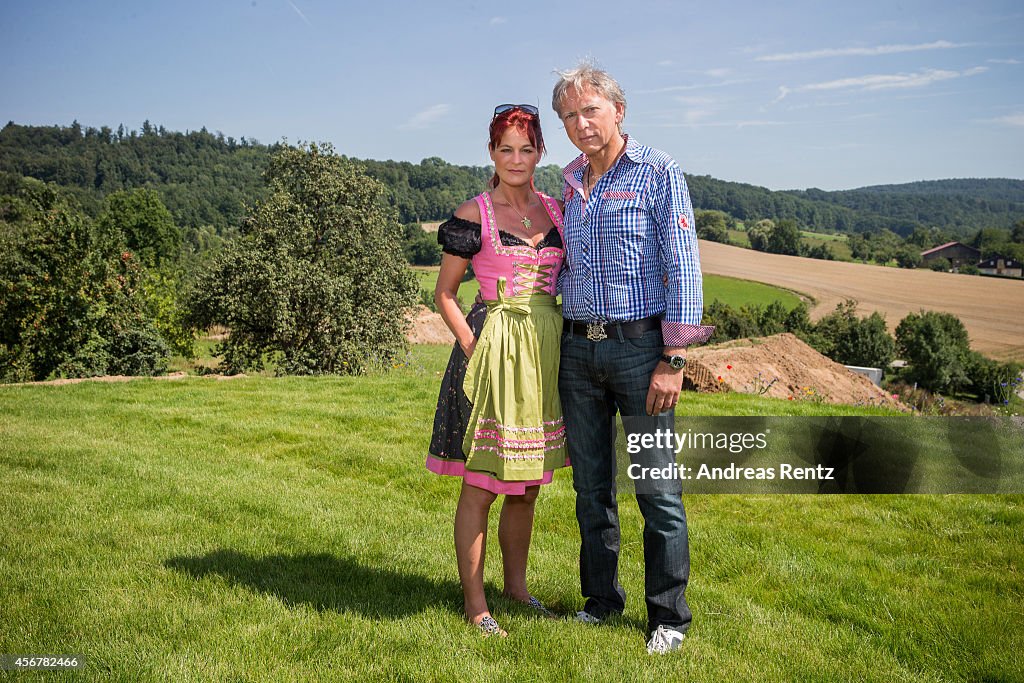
[564,316,661,341]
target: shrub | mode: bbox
[965,352,1022,405]
[0,184,168,381]
[810,300,895,368]
[804,243,834,261]
[895,310,971,393]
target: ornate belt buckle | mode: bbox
[586,322,608,341]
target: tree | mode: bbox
[1012,219,1024,244]
[695,210,729,243]
[895,246,923,269]
[404,230,442,266]
[766,219,802,256]
[747,219,773,252]
[186,143,418,375]
[97,188,181,268]
[895,310,972,393]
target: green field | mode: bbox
[726,229,751,248]
[802,231,853,261]
[413,267,803,311]
[1,348,1021,681]
[704,274,803,308]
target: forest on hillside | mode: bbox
[3,121,1023,242]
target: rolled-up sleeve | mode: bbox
[653,163,714,346]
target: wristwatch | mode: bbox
[661,354,686,370]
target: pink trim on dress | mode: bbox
[426,455,555,495]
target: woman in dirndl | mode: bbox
[426,104,568,637]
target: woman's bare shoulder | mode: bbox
[453,197,482,223]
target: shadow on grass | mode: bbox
[165,549,463,618]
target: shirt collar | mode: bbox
[562,134,638,191]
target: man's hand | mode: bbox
[646,361,684,415]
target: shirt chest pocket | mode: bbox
[599,191,646,218]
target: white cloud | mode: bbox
[775,66,987,101]
[399,104,451,130]
[757,40,968,62]
[988,58,1022,64]
[657,60,674,67]
[991,113,1024,126]
[635,79,748,94]
[636,119,786,129]
[489,16,507,25]
[673,95,718,106]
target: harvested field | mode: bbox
[698,240,1024,361]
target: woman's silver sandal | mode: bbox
[476,615,508,637]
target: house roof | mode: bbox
[920,241,980,257]
[978,256,1023,269]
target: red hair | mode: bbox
[488,107,545,188]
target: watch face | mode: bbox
[670,356,686,369]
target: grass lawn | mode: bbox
[1,346,1021,681]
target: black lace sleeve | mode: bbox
[437,216,482,258]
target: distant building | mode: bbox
[977,256,1023,278]
[920,242,981,270]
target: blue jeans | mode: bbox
[559,325,692,634]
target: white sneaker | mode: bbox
[575,610,602,625]
[646,625,685,654]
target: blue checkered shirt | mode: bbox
[558,135,714,347]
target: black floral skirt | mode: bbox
[428,303,487,462]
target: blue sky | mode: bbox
[2,0,1022,190]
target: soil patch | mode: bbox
[406,305,455,345]
[684,333,907,410]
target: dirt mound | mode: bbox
[406,305,455,345]
[684,333,906,409]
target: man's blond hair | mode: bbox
[551,60,627,122]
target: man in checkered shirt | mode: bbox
[552,61,714,655]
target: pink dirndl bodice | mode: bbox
[471,192,564,300]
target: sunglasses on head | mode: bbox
[493,104,539,117]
